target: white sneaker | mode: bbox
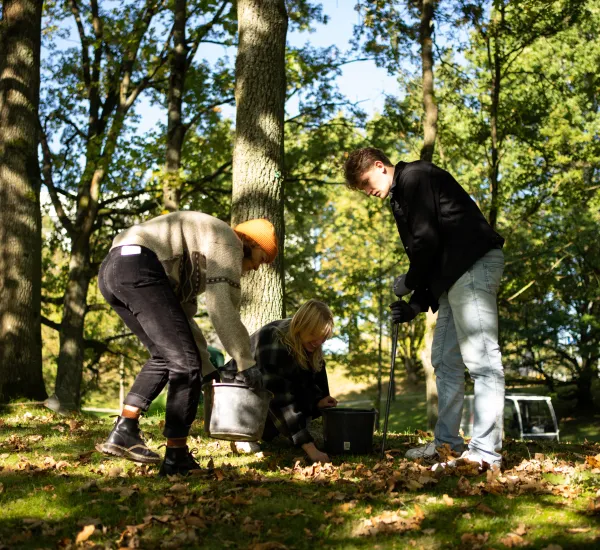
[230,441,261,454]
[405,441,438,461]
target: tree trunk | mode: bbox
[419,0,437,163]
[0,0,46,402]
[53,235,93,410]
[421,310,438,431]
[231,0,287,333]
[488,24,501,231]
[163,0,187,212]
[50,112,126,412]
[418,0,439,430]
[575,360,595,411]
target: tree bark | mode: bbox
[421,310,438,431]
[419,0,438,163]
[163,0,187,212]
[488,18,501,231]
[231,0,287,333]
[418,0,439,430]
[0,0,47,402]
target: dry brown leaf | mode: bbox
[75,524,95,544]
[566,527,590,533]
[584,454,600,469]
[0,483,3,494]
[442,494,454,506]
[108,466,123,478]
[241,516,263,535]
[460,532,489,549]
[587,497,600,513]
[184,516,207,528]
[169,483,188,493]
[515,523,528,536]
[331,517,345,524]
[337,501,357,513]
[499,533,526,547]
[475,502,495,515]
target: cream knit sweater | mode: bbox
[111,211,255,373]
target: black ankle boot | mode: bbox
[158,446,202,476]
[98,416,161,464]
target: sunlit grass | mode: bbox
[1,405,599,549]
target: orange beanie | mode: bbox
[234,219,278,263]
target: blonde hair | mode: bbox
[280,300,334,371]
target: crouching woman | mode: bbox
[225,300,337,463]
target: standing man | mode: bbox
[343,148,505,470]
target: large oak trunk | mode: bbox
[231,0,287,333]
[163,0,187,212]
[0,0,47,402]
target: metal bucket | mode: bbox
[202,382,273,442]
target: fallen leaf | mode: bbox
[0,483,3,493]
[476,503,495,515]
[108,466,122,478]
[515,523,528,536]
[566,527,590,533]
[460,532,489,548]
[184,516,207,528]
[500,533,526,547]
[442,494,454,506]
[75,525,95,544]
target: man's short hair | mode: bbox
[343,147,393,189]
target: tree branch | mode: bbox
[39,122,75,237]
[41,316,61,332]
[186,0,230,68]
[69,0,91,94]
[183,97,235,132]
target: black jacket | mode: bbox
[390,161,504,311]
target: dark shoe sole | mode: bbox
[96,442,162,465]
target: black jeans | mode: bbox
[98,246,202,438]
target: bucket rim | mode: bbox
[201,382,274,399]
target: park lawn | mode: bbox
[1,406,599,549]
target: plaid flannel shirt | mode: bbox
[225,318,330,446]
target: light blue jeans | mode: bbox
[431,249,505,465]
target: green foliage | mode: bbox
[34,0,599,410]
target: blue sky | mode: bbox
[135,0,399,132]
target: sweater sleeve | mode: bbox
[403,169,441,290]
[204,244,255,372]
[181,301,218,376]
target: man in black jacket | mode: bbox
[344,147,506,470]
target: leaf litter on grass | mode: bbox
[1,412,600,549]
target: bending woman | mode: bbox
[225,299,337,463]
[97,212,277,476]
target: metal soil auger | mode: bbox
[380,322,399,459]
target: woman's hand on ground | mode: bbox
[302,442,330,464]
[317,396,338,408]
